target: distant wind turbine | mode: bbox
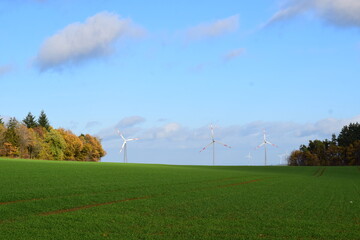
[117,130,139,163]
[256,130,277,166]
[278,152,289,165]
[245,152,252,165]
[200,124,231,165]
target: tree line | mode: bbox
[288,123,360,166]
[0,111,106,161]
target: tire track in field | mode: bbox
[313,167,326,177]
[318,167,326,177]
[0,177,240,206]
[312,167,321,176]
[39,196,150,216]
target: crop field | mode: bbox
[0,158,359,240]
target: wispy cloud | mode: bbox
[115,116,146,129]
[35,11,146,71]
[223,48,245,61]
[266,0,360,28]
[85,121,101,129]
[184,15,239,41]
[0,64,13,77]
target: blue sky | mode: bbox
[1,0,360,165]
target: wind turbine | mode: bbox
[117,130,139,163]
[256,130,277,166]
[278,152,289,165]
[245,152,252,166]
[200,124,231,165]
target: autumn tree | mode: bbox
[0,123,6,155]
[39,129,66,160]
[346,140,360,166]
[23,112,38,128]
[16,125,38,158]
[57,128,83,160]
[78,134,106,162]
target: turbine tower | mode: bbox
[257,130,277,166]
[200,124,231,165]
[117,130,139,163]
[245,152,252,166]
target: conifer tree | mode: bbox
[38,110,50,130]
[0,117,4,125]
[4,117,20,147]
[23,112,38,128]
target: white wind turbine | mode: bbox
[278,152,289,165]
[200,124,231,165]
[245,152,252,165]
[256,130,277,166]
[117,130,139,163]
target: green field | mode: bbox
[0,158,359,240]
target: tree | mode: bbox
[3,117,20,157]
[0,123,6,155]
[337,122,360,147]
[4,117,19,147]
[57,128,83,160]
[0,117,4,125]
[38,110,50,131]
[38,129,66,160]
[78,134,106,162]
[23,112,38,128]
[16,125,38,158]
[346,140,360,166]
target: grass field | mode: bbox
[0,158,359,240]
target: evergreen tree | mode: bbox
[4,117,20,147]
[23,112,38,128]
[38,110,50,130]
[0,117,4,125]
[337,122,360,147]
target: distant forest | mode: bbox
[288,123,360,166]
[0,111,106,161]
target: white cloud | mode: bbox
[266,0,360,28]
[35,11,145,71]
[0,64,13,76]
[185,15,239,41]
[223,48,245,61]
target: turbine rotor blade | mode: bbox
[200,142,214,152]
[214,140,231,149]
[210,125,215,140]
[120,142,126,152]
[257,143,265,148]
[127,138,139,141]
[265,140,278,147]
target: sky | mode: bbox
[1,0,360,165]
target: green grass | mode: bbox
[0,158,359,240]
